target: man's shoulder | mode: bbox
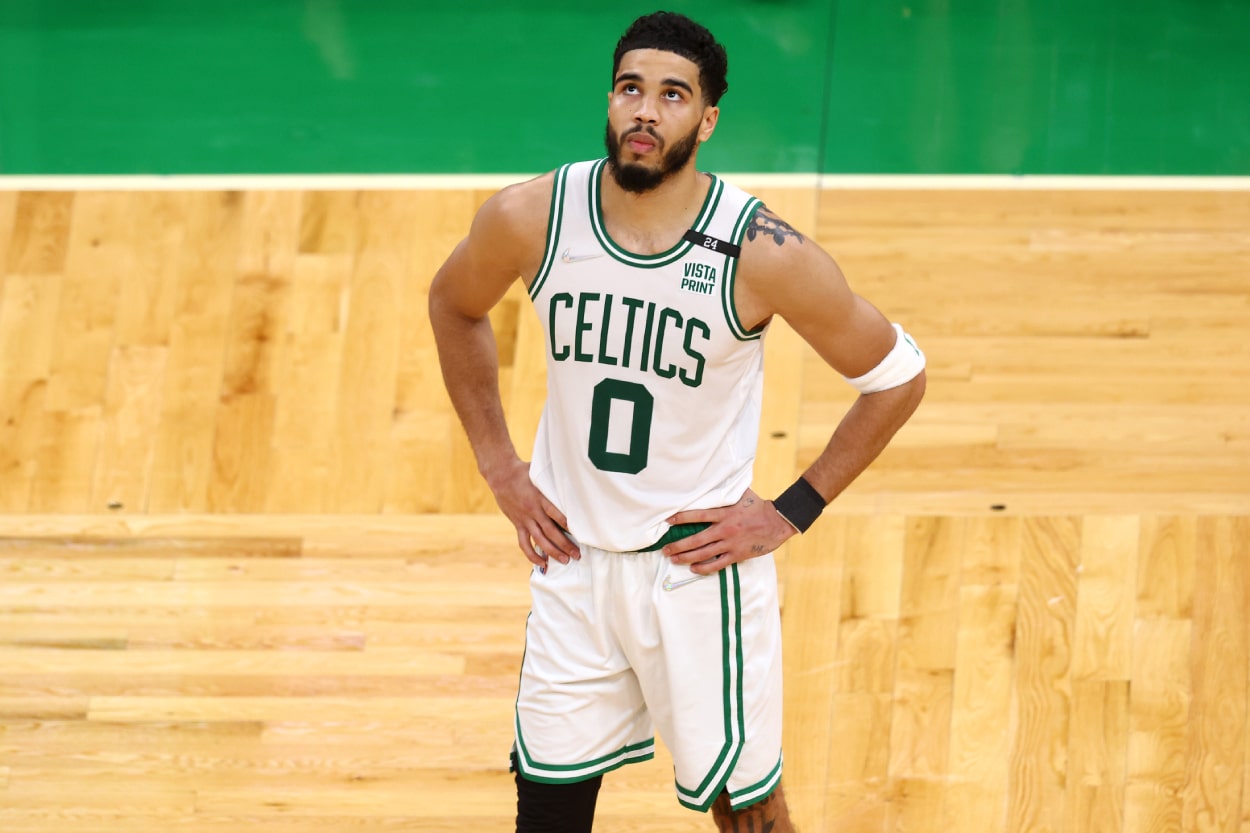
[490,159,598,205]
[476,159,603,242]
[488,170,558,218]
[736,204,813,275]
[473,170,561,245]
[733,201,848,322]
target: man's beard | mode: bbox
[604,120,700,194]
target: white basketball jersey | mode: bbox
[528,159,767,552]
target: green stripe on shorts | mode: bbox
[675,563,745,811]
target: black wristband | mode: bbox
[772,476,826,533]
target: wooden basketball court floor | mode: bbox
[0,183,1247,832]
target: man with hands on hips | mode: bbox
[429,11,925,832]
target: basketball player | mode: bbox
[429,12,925,832]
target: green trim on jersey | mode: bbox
[729,753,783,809]
[528,164,572,300]
[722,199,766,342]
[588,158,724,268]
[675,563,746,811]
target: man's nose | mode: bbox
[634,96,659,124]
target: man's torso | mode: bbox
[527,159,768,552]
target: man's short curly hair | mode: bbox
[612,11,729,106]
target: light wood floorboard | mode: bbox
[1,185,1247,831]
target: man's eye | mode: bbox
[664,90,682,100]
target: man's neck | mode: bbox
[599,163,711,255]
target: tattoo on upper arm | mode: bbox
[746,206,804,247]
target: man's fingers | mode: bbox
[517,530,547,568]
[541,497,571,533]
[530,522,577,563]
[666,538,725,565]
[662,526,720,558]
[536,515,578,559]
[688,553,729,576]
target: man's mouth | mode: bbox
[624,130,659,154]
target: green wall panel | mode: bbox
[824,0,1250,174]
[1,0,1246,175]
[0,0,832,175]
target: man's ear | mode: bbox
[700,106,720,142]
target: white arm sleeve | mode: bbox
[843,323,925,394]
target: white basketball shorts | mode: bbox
[512,541,784,812]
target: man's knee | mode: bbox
[513,751,602,833]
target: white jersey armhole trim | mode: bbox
[721,198,765,342]
[528,163,572,300]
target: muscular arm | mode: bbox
[665,206,926,573]
[741,207,926,505]
[428,174,580,565]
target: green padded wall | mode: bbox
[1,0,1246,175]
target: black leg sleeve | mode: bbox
[513,750,603,833]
